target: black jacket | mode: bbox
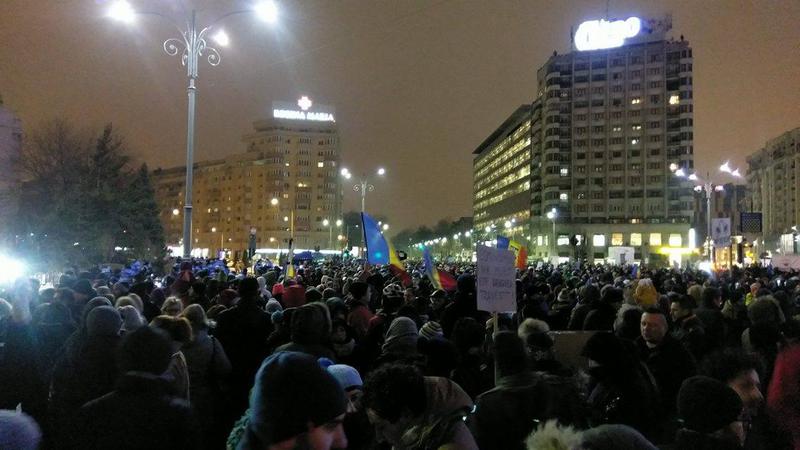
[635,335,697,416]
[672,314,708,360]
[77,373,201,450]
[471,371,587,450]
[214,299,273,415]
[695,306,726,350]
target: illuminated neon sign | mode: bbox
[272,97,336,122]
[574,17,642,51]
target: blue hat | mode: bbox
[326,364,363,391]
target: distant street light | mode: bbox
[270,198,279,206]
[342,166,386,212]
[107,0,278,257]
[172,209,180,216]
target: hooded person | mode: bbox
[50,305,123,447]
[276,302,335,360]
[265,299,283,316]
[31,302,75,378]
[346,281,374,339]
[674,376,745,449]
[76,326,201,450]
[257,276,272,300]
[118,304,145,333]
[567,284,601,330]
[180,304,232,448]
[471,331,585,450]
[0,410,42,450]
[236,352,347,450]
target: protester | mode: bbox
[149,315,193,400]
[363,363,477,449]
[636,307,697,418]
[215,277,273,416]
[674,376,745,449]
[76,326,201,449]
[236,352,348,450]
[181,304,232,449]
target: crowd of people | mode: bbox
[1,257,799,450]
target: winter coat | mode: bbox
[635,335,697,416]
[214,299,273,415]
[583,303,617,331]
[672,429,742,450]
[671,314,708,360]
[76,373,201,450]
[694,306,726,350]
[471,371,586,450]
[49,334,120,448]
[183,329,231,448]
[0,318,45,419]
[397,377,477,450]
[275,302,335,360]
[347,302,373,339]
[767,343,800,450]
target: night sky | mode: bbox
[2,0,799,233]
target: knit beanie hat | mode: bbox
[86,305,122,337]
[419,321,444,341]
[284,285,307,308]
[266,299,283,315]
[326,364,363,391]
[245,352,346,446]
[382,317,419,354]
[118,326,173,374]
[0,410,41,450]
[580,424,657,450]
[678,376,743,434]
[306,288,323,303]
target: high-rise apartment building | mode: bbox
[153,97,342,258]
[746,127,800,245]
[473,16,696,264]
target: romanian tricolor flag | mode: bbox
[508,240,528,270]
[423,246,457,291]
[362,212,412,287]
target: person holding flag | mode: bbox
[361,212,412,287]
[423,246,457,292]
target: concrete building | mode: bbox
[153,97,342,259]
[746,127,800,249]
[472,16,696,264]
[473,104,533,241]
[0,96,22,242]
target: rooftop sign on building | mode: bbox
[573,15,672,51]
[272,96,335,122]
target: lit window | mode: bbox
[557,235,570,246]
[537,236,543,246]
[611,233,623,246]
[317,162,324,168]
[560,168,569,176]
[593,234,606,247]
[668,233,682,247]
[649,233,662,246]
[612,126,622,132]
[631,138,640,145]
[632,124,642,131]
[668,94,680,105]
[559,193,568,201]
[630,233,642,246]
[631,98,641,105]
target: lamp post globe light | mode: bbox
[546,208,557,261]
[107,0,278,258]
[671,161,743,263]
[341,167,385,213]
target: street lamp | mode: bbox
[382,223,389,231]
[270,198,279,206]
[546,208,557,261]
[342,166,386,212]
[671,162,743,263]
[107,0,278,258]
